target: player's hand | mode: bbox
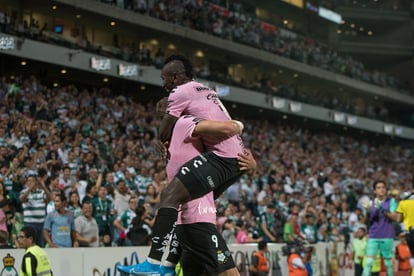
[362,198,372,209]
[238,150,256,173]
[231,120,244,135]
[379,207,389,216]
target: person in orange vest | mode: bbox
[395,188,414,276]
[396,232,412,273]
[287,243,308,276]
[249,240,270,276]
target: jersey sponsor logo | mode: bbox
[197,202,217,215]
[194,86,211,92]
[206,93,218,101]
[206,93,227,110]
[207,176,215,189]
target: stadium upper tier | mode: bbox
[2,0,409,94]
[93,0,410,93]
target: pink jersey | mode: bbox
[167,115,216,225]
[236,230,249,244]
[167,80,245,158]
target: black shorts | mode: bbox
[175,151,242,200]
[175,223,236,275]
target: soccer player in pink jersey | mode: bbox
[170,115,253,276]
[120,55,254,274]
[117,96,254,274]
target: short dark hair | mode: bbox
[164,54,195,79]
[21,226,37,241]
[55,191,67,202]
[373,180,386,190]
[81,200,92,208]
[258,240,267,250]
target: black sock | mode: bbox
[165,230,181,265]
[148,207,178,261]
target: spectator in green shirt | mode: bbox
[350,226,367,276]
[257,204,277,242]
[300,214,317,244]
[283,212,301,242]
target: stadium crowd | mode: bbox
[0,74,412,250]
[97,0,406,92]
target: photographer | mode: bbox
[283,240,308,276]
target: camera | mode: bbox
[281,240,303,256]
[281,245,293,256]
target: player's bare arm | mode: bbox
[193,120,244,139]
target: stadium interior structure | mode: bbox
[0,0,413,142]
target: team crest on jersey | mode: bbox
[216,250,228,264]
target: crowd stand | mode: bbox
[0,75,412,250]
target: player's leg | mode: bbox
[179,243,206,276]
[380,238,395,276]
[405,230,414,275]
[159,231,182,276]
[176,222,238,276]
[362,239,380,276]
[118,153,241,274]
[116,224,181,275]
[147,152,241,265]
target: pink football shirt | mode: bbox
[167,115,216,225]
[167,80,245,158]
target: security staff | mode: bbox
[250,240,270,276]
[394,186,414,273]
[19,226,52,276]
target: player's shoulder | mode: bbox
[179,80,212,93]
